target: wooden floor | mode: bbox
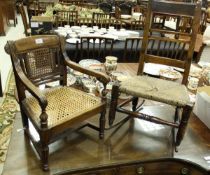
[2,106,210,175]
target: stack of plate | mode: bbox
[121,14,132,19]
[132,12,142,20]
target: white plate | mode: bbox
[67,74,77,86]
[79,59,101,68]
[173,67,184,73]
[198,61,210,68]
[144,63,170,76]
[159,69,182,80]
[89,39,104,44]
[88,63,103,71]
[66,38,80,44]
[121,15,132,19]
[111,71,130,81]
[71,26,81,30]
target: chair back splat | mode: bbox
[138,0,201,85]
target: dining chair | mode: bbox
[5,35,110,171]
[80,36,114,62]
[109,0,201,150]
[55,10,78,27]
[92,12,111,28]
[123,37,143,62]
[130,15,145,30]
[17,2,31,36]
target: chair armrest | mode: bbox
[16,66,48,110]
[63,52,110,85]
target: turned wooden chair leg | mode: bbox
[99,109,106,139]
[108,84,120,126]
[21,110,29,130]
[175,105,192,147]
[41,140,49,171]
[132,97,138,111]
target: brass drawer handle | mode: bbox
[136,166,144,174]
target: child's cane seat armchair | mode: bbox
[5,35,110,171]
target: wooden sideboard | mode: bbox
[0,0,17,35]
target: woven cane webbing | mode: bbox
[24,47,58,79]
[23,87,102,128]
[120,76,190,107]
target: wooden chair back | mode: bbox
[17,3,30,36]
[55,10,78,27]
[77,17,93,27]
[80,36,114,62]
[92,13,111,28]
[7,35,66,87]
[123,37,143,62]
[130,15,145,30]
[138,0,201,85]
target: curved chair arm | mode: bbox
[63,52,110,85]
[15,65,48,128]
[17,68,48,109]
[5,42,48,110]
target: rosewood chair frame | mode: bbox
[5,35,110,171]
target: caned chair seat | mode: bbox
[23,86,103,128]
[120,76,190,107]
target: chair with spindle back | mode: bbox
[130,15,145,30]
[55,10,78,27]
[92,12,111,28]
[109,0,201,150]
[80,36,114,62]
[123,37,143,62]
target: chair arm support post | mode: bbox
[109,82,120,126]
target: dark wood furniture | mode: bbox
[0,1,8,35]
[92,12,111,28]
[123,37,143,62]
[17,3,31,36]
[5,35,110,171]
[6,0,17,27]
[57,158,209,175]
[55,10,78,27]
[109,0,201,151]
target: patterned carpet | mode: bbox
[0,72,19,170]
